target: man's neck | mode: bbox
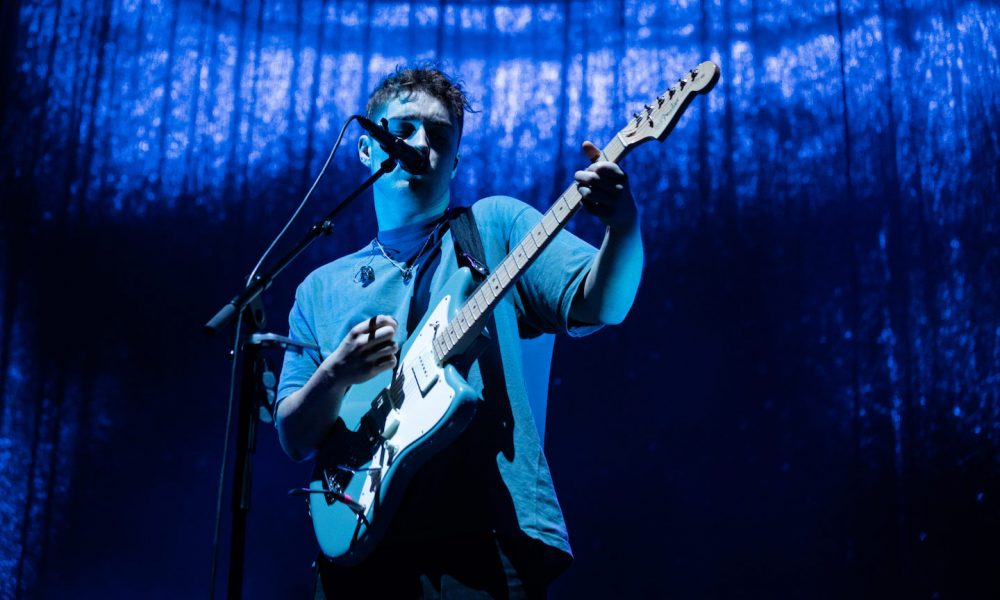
[374,195,450,231]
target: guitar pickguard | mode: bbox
[355,295,456,513]
[308,277,483,565]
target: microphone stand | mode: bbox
[204,156,397,600]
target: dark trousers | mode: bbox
[314,532,552,599]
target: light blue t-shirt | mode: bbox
[277,195,601,562]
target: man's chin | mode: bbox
[405,177,440,196]
[383,178,439,202]
[399,168,426,180]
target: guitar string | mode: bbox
[328,75,703,513]
[370,173,597,429]
[353,159,648,480]
[367,135,624,447]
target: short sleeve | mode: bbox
[275,285,324,405]
[481,197,603,338]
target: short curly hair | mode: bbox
[365,65,473,139]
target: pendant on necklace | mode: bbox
[401,267,413,284]
[354,265,375,286]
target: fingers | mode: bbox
[350,314,397,334]
[369,354,398,374]
[573,143,637,226]
[575,164,627,212]
[365,350,398,376]
[359,325,397,345]
[581,140,603,163]
[580,141,626,178]
[350,315,397,340]
[363,338,399,362]
[323,315,402,387]
[575,140,626,193]
[575,169,626,192]
[349,314,399,364]
[362,329,399,378]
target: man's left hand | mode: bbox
[575,141,637,228]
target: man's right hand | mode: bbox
[321,315,400,390]
[276,314,398,461]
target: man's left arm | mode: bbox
[569,140,645,326]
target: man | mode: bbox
[276,66,643,598]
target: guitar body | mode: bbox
[308,267,484,564]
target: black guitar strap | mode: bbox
[446,206,515,470]
[448,206,490,282]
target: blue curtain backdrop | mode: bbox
[1,0,998,597]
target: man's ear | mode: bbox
[358,135,372,169]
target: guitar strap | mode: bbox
[448,206,490,282]
[446,200,514,402]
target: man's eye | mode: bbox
[390,124,415,137]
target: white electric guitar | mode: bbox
[302,61,720,564]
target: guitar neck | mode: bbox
[433,134,632,364]
[430,60,720,364]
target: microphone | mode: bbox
[356,115,429,174]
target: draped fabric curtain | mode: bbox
[1,0,997,597]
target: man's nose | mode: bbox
[408,125,430,151]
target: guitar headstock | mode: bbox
[617,61,720,149]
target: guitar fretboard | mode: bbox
[429,60,718,364]
[432,134,629,364]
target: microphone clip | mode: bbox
[357,114,429,174]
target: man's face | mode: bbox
[360,90,461,213]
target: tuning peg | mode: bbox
[679,79,687,88]
[668,88,676,98]
[657,96,665,106]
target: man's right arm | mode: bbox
[276,315,399,461]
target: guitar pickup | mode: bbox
[411,352,439,396]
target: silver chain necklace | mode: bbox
[370,219,445,284]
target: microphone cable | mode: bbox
[246,114,360,286]
[208,113,359,600]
